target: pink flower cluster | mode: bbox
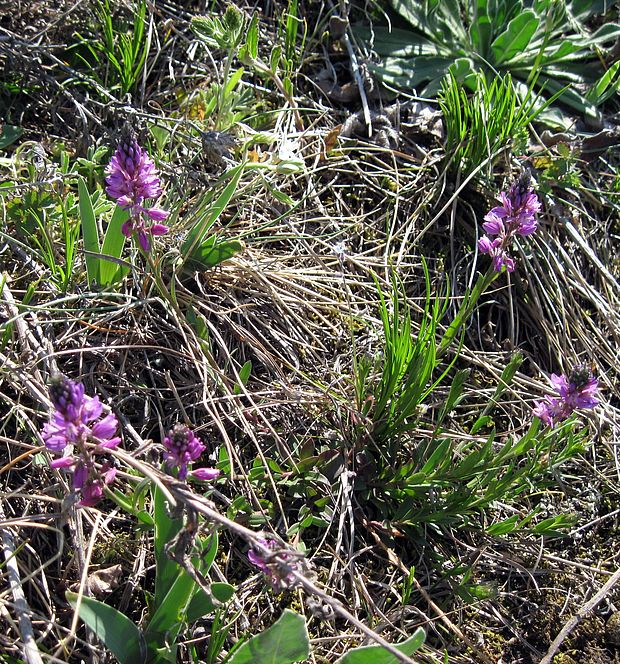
[43,375,121,506]
[162,424,220,482]
[105,137,169,252]
[478,173,541,272]
[533,366,599,428]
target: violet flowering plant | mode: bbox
[162,423,220,482]
[533,365,599,428]
[478,172,541,273]
[42,374,121,506]
[248,535,303,591]
[105,136,170,252]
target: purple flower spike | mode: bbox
[42,374,121,507]
[248,535,302,592]
[163,424,206,480]
[43,375,120,453]
[533,365,599,428]
[478,172,540,272]
[105,136,169,252]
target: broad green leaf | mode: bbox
[227,610,309,664]
[186,303,209,340]
[470,415,493,435]
[78,178,100,285]
[537,76,599,119]
[186,582,235,623]
[153,484,184,607]
[335,629,426,663]
[66,591,146,664]
[0,125,23,149]
[388,0,466,43]
[362,27,443,58]
[186,237,244,271]
[108,487,154,526]
[491,10,539,65]
[99,205,129,285]
[588,23,620,46]
[145,567,195,648]
[368,56,456,93]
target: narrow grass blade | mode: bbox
[180,163,245,267]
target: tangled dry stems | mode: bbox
[1,0,620,662]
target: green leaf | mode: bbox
[145,568,195,648]
[186,582,235,623]
[99,205,129,285]
[586,60,620,105]
[246,14,259,60]
[363,27,443,58]
[335,629,426,663]
[491,10,539,65]
[234,360,252,395]
[227,610,309,664]
[153,484,184,608]
[66,591,146,664]
[180,163,244,262]
[78,177,100,285]
[186,237,244,271]
[487,514,521,536]
[0,125,23,149]
[481,352,523,417]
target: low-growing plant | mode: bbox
[361,0,620,126]
[70,0,150,96]
[191,4,304,131]
[439,71,543,181]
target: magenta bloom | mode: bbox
[105,137,169,252]
[533,365,599,428]
[163,424,206,480]
[188,467,221,482]
[43,375,121,452]
[478,173,541,272]
[248,536,301,591]
[43,375,121,506]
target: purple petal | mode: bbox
[138,230,151,252]
[121,220,134,238]
[146,207,170,222]
[50,456,76,469]
[478,236,494,254]
[482,217,504,236]
[103,467,117,485]
[73,464,88,490]
[79,483,103,507]
[150,223,169,235]
[91,413,118,440]
[96,436,122,450]
[188,467,221,481]
[81,396,103,423]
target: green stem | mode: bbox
[437,268,498,358]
